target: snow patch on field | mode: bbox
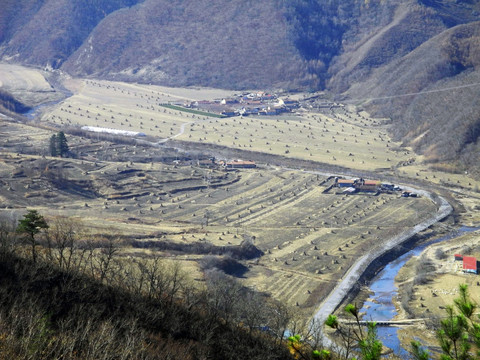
[81,126,146,137]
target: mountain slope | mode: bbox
[62,0,308,89]
[335,20,480,167]
[0,0,142,67]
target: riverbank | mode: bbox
[393,228,480,353]
[312,184,452,351]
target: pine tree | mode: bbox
[56,131,69,157]
[49,134,58,156]
[16,209,48,263]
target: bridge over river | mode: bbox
[340,318,426,327]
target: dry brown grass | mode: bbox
[0,119,439,319]
[40,78,412,172]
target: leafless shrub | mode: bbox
[435,248,447,260]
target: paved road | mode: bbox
[311,187,453,349]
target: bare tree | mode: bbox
[205,270,243,327]
[44,217,88,272]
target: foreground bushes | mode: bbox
[0,217,293,360]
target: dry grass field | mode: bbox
[0,63,61,105]
[0,118,438,318]
[0,64,52,92]
[43,78,233,140]
[3,65,478,326]
[40,78,412,172]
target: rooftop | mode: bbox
[463,256,477,271]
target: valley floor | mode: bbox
[1,63,479,335]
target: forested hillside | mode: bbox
[1,0,480,169]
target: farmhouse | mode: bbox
[240,107,261,116]
[462,256,478,274]
[221,110,238,117]
[259,107,278,116]
[356,179,381,192]
[336,178,357,188]
[221,98,238,105]
[190,100,214,108]
[277,98,299,109]
[335,178,381,192]
[197,158,216,168]
[224,160,256,169]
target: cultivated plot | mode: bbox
[41,79,411,172]
[0,122,438,317]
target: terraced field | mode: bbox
[0,67,458,323]
[0,120,438,317]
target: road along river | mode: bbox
[362,225,478,357]
[312,187,453,352]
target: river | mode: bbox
[361,226,479,358]
[24,99,63,120]
[22,72,72,121]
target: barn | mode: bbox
[356,179,381,192]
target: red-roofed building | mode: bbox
[454,254,463,261]
[463,256,478,274]
[357,179,381,192]
[225,160,256,169]
[336,179,357,188]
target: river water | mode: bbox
[360,226,478,358]
[23,74,72,120]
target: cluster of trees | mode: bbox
[4,210,297,359]
[8,209,480,359]
[49,131,69,157]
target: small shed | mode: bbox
[463,256,478,274]
[454,254,463,261]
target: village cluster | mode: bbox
[182,91,300,117]
[334,177,417,197]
